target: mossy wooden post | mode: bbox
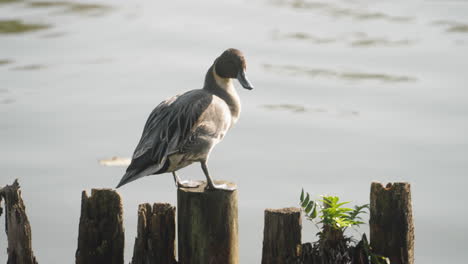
[0,179,38,264]
[177,181,238,264]
[132,203,176,264]
[76,189,124,264]
[370,182,414,264]
[261,207,302,264]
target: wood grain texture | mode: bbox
[370,182,414,264]
[261,207,302,264]
[0,179,38,264]
[177,181,238,264]
[132,203,176,264]
[75,189,124,264]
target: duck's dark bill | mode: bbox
[237,70,254,90]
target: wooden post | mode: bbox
[0,179,38,264]
[370,182,414,264]
[131,203,176,264]
[261,207,302,264]
[75,189,125,264]
[177,181,238,264]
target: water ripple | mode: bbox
[0,19,51,34]
[263,64,417,83]
[0,0,24,5]
[432,20,468,34]
[27,1,112,16]
[11,64,46,71]
[0,59,13,66]
[263,104,308,113]
[270,0,413,23]
[262,104,359,118]
[273,31,415,47]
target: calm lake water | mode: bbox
[1,0,468,263]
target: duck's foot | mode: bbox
[177,180,202,188]
[205,183,237,191]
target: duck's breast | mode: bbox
[196,95,233,141]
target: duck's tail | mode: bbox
[115,159,168,188]
[116,170,140,188]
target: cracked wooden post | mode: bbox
[75,189,124,264]
[0,179,38,264]
[370,182,414,264]
[131,203,176,264]
[177,181,238,264]
[261,207,302,264]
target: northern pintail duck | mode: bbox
[116,48,254,190]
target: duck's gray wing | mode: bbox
[116,90,213,188]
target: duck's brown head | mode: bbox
[214,48,254,90]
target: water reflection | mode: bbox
[350,37,413,47]
[263,104,308,113]
[262,104,359,118]
[11,64,46,70]
[272,30,337,44]
[0,19,51,34]
[433,20,468,34]
[27,1,112,16]
[270,0,413,22]
[448,24,468,33]
[0,0,24,5]
[0,59,13,65]
[40,31,66,38]
[273,30,414,47]
[0,98,15,104]
[0,88,14,105]
[81,57,114,65]
[263,64,417,83]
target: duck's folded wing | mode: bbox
[118,90,213,186]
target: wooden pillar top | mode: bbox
[371,182,411,191]
[0,179,38,264]
[177,180,238,264]
[262,207,302,264]
[265,207,301,214]
[370,181,414,264]
[76,188,124,264]
[178,180,237,193]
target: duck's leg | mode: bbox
[172,171,201,188]
[172,172,180,187]
[201,161,236,191]
[200,161,216,189]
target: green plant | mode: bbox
[298,189,389,264]
[300,189,369,233]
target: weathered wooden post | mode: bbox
[0,179,38,264]
[370,182,414,264]
[177,181,238,264]
[261,207,302,264]
[131,203,176,264]
[75,189,125,264]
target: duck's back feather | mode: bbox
[116,90,213,188]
